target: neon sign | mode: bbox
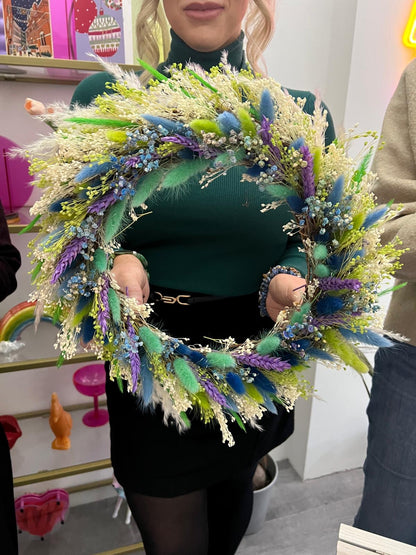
[403,1,416,47]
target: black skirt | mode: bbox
[105,287,294,497]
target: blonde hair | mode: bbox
[136,0,276,77]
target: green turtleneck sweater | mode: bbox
[71,31,335,296]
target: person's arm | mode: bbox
[70,72,117,107]
[111,255,150,304]
[372,60,416,282]
[265,93,336,320]
[71,72,150,303]
[0,202,21,302]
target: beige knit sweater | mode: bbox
[372,58,416,346]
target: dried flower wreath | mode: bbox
[22,60,403,445]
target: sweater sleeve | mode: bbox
[372,59,416,282]
[71,72,117,107]
[0,202,21,302]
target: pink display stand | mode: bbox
[15,489,69,540]
[73,363,109,427]
[50,0,77,59]
[0,136,33,216]
[0,3,6,55]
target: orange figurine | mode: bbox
[49,393,72,450]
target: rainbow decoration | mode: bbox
[0,301,57,342]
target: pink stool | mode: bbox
[15,489,69,540]
[73,364,109,427]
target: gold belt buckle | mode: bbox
[155,292,191,306]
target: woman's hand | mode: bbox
[111,254,150,303]
[265,273,306,321]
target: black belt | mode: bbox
[152,289,227,306]
[149,286,259,307]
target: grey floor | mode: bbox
[17,459,364,555]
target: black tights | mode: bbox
[125,463,256,555]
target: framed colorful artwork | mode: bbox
[73,0,125,63]
[0,2,6,54]
[2,0,54,57]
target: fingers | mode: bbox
[289,280,306,304]
[110,272,148,304]
[124,284,147,304]
[142,281,150,303]
[111,256,150,304]
[269,274,306,307]
[265,275,307,321]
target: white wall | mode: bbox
[266,0,358,131]
[344,0,414,134]
[271,0,415,479]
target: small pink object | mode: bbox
[15,489,69,540]
[73,363,109,427]
[0,136,33,214]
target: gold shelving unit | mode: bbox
[14,399,106,420]
[1,54,141,550]
[0,55,140,85]
[8,223,40,234]
[7,206,39,234]
[94,543,144,555]
[14,458,111,488]
[0,352,97,374]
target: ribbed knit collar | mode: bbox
[158,29,245,75]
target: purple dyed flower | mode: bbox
[319,277,362,292]
[97,276,110,335]
[51,237,86,284]
[259,117,281,161]
[162,135,203,154]
[161,135,217,158]
[124,151,159,169]
[129,351,141,394]
[200,378,228,407]
[300,145,315,199]
[87,193,117,214]
[126,318,140,393]
[125,156,141,168]
[235,354,291,372]
[311,315,348,327]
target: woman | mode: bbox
[72,2,335,553]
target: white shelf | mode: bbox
[11,408,111,499]
[0,320,96,373]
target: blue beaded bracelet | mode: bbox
[258,265,302,317]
